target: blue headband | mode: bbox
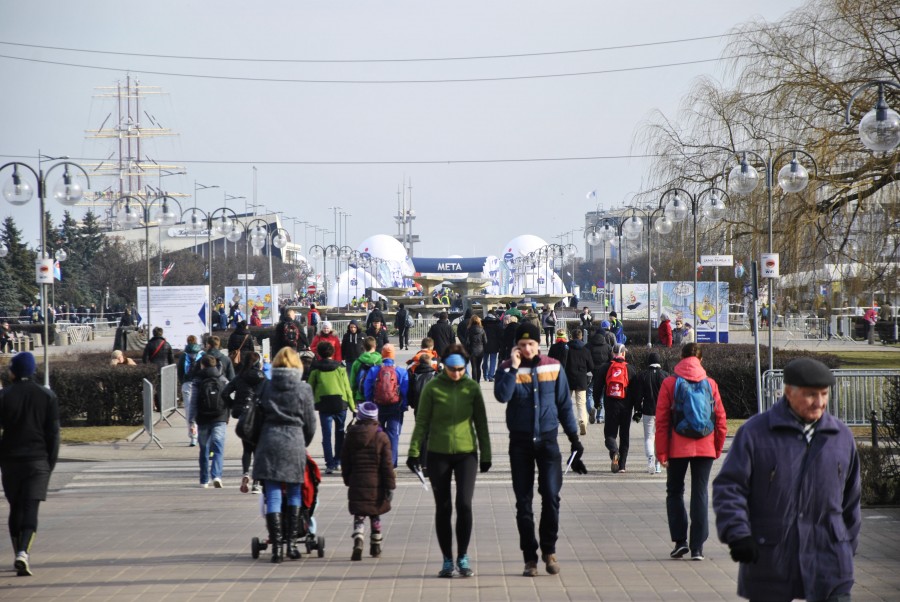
[444,354,466,367]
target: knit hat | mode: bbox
[647,352,662,367]
[555,329,568,340]
[515,322,541,343]
[783,358,835,388]
[320,321,332,332]
[358,401,379,421]
[10,352,36,378]
[381,344,396,359]
[600,320,611,329]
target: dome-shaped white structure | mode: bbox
[500,234,549,264]
[499,234,568,297]
[357,234,408,263]
[355,233,415,287]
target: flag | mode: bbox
[53,260,62,281]
[161,262,175,281]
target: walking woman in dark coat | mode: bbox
[341,401,396,561]
[252,347,317,563]
[463,314,487,382]
[226,320,256,372]
[223,351,266,494]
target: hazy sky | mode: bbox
[1,0,808,258]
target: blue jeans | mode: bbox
[264,480,302,514]
[198,421,226,484]
[319,410,346,470]
[508,433,562,563]
[379,412,404,468]
[482,352,498,380]
[665,456,714,552]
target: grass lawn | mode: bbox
[60,425,136,444]
[835,350,900,370]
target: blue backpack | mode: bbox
[672,377,715,438]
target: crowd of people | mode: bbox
[0,296,863,601]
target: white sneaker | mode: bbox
[655,462,662,473]
[200,482,209,488]
[212,478,223,488]
[15,551,32,576]
[648,456,655,475]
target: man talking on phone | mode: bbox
[494,321,586,578]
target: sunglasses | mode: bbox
[446,366,466,373]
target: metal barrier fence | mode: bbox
[762,369,900,425]
[783,316,828,341]
[62,324,95,343]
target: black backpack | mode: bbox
[409,368,437,410]
[197,375,226,418]
[281,320,299,347]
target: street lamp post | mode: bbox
[249,221,288,322]
[1,159,90,388]
[594,218,638,317]
[115,194,183,336]
[626,201,673,347]
[192,181,219,254]
[845,80,900,153]
[728,149,817,372]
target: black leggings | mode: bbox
[8,498,41,553]
[242,440,254,475]
[470,354,484,383]
[427,451,477,559]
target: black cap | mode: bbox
[647,352,662,366]
[515,322,541,343]
[783,358,835,388]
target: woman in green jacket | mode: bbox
[406,343,491,579]
[307,341,355,474]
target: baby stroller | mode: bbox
[251,454,325,560]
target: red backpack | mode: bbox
[605,362,629,399]
[373,365,400,405]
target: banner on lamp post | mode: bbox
[760,253,780,278]
[35,258,54,284]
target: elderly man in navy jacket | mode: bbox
[494,322,585,578]
[713,358,861,602]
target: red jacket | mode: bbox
[657,319,673,347]
[655,356,727,463]
[311,332,343,362]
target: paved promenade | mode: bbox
[2,341,900,600]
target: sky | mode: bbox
[0,0,809,259]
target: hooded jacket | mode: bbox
[341,321,364,365]
[0,377,60,471]
[311,330,343,362]
[193,365,231,425]
[564,339,594,391]
[482,314,502,354]
[365,325,389,352]
[307,357,355,413]
[349,351,383,402]
[494,354,578,441]
[409,370,491,462]
[587,330,612,367]
[426,318,456,357]
[713,398,860,602]
[142,335,174,368]
[654,356,727,462]
[341,419,396,516]
[635,364,668,416]
[223,367,266,419]
[252,367,317,483]
[177,342,203,383]
[657,318,673,347]
[465,324,487,357]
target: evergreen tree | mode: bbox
[1,216,37,307]
[0,259,20,316]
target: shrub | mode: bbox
[858,445,900,505]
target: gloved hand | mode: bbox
[385,489,394,502]
[569,437,585,460]
[406,456,420,475]
[570,458,588,474]
[480,461,492,473]
[728,536,759,564]
[632,411,643,423]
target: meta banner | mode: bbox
[412,257,489,274]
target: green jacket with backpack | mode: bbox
[349,350,383,402]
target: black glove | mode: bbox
[480,461,492,473]
[632,411,643,423]
[571,458,588,474]
[406,456,420,475]
[385,489,394,502]
[728,536,759,564]
[569,437,585,460]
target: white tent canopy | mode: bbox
[327,267,380,308]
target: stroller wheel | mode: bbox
[305,540,312,553]
[251,537,261,559]
[317,536,325,558]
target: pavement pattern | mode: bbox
[1,336,899,600]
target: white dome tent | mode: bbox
[499,234,568,297]
[327,267,380,308]
[356,234,416,289]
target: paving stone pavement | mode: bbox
[2,343,899,600]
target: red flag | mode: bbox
[161,262,175,281]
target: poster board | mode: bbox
[658,281,729,343]
[137,286,209,348]
[619,283,659,321]
[228,285,278,326]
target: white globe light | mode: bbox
[273,233,288,249]
[3,175,33,206]
[311,246,324,259]
[0,244,8,258]
[53,175,84,206]
[702,194,727,221]
[54,248,67,262]
[729,161,759,195]
[777,159,809,193]
[187,211,205,234]
[654,216,674,235]
[599,223,616,242]
[250,235,265,250]
[325,246,337,258]
[665,195,689,223]
[586,230,602,246]
[623,216,643,240]
[155,206,178,226]
[225,226,243,243]
[215,216,233,235]
[120,204,142,226]
[859,106,900,153]
[340,247,352,260]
